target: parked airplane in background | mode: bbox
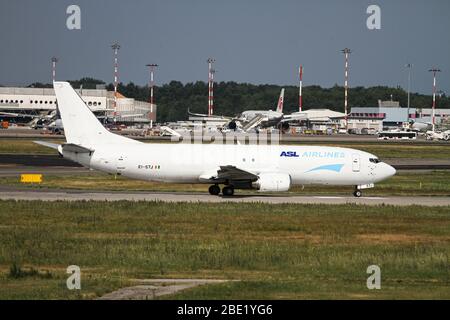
[409,120,432,132]
[36,82,396,197]
[189,89,343,133]
[188,88,289,131]
[236,88,286,130]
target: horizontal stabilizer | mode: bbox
[33,141,60,150]
[62,143,94,153]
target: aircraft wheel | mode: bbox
[353,190,362,198]
[208,185,220,196]
[222,186,235,196]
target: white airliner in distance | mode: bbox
[35,82,396,197]
[239,88,286,124]
[189,88,342,133]
[188,88,288,131]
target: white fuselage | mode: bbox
[240,110,282,122]
[63,143,395,188]
[50,81,395,194]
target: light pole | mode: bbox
[429,68,441,132]
[51,57,58,82]
[405,63,413,122]
[146,63,158,128]
[111,42,121,113]
[207,58,215,116]
[299,65,303,112]
[210,68,216,116]
[341,48,351,131]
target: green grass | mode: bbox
[0,139,64,154]
[1,138,450,159]
[0,201,449,299]
[2,170,450,196]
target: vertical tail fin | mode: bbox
[276,88,285,113]
[53,81,135,147]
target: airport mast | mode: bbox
[341,48,351,131]
[299,65,303,112]
[51,57,58,82]
[146,63,158,128]
[405,63,413,122]
[207,58,215,116]
[429,67,441,132]
[111,42,121,113]
[210,68,216,116]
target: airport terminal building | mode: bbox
[0,87,156,125]
[349,100,450,131]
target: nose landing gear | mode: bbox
[353,188,362,198]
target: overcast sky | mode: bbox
[0,0,449,94]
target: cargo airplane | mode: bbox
[35,82,396,197]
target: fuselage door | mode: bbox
[116,155,127,174]
[352,154,360,172]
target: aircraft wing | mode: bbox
[217,166,258,181]
[279,113,308,122]
[62,143,94,153]
[187,108,209,117]
[200,165,258,183]
[187,108,233,120]
[0,111,45,118]
[0,111,20,117]
[280,113,344,123]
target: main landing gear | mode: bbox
[222,186,235,196]
[208,184,220,195]
[208,184,235,196]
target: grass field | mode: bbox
[1,138,450,159]
[0,138,64,154]
[0,201,449,299]
[2,170,450,196]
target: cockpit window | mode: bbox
[369,158,381,164]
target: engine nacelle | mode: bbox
[252,173,291,192]
[278,122,290,132]
[228,121,237,130]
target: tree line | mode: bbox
[27,77,450,123]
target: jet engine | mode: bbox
[228,121,237,130]
[278,121,290,132]
[252,173,291,192]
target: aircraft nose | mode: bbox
[383,163,396,179]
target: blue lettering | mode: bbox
[298,151,347,158]
[280,151,299,157]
